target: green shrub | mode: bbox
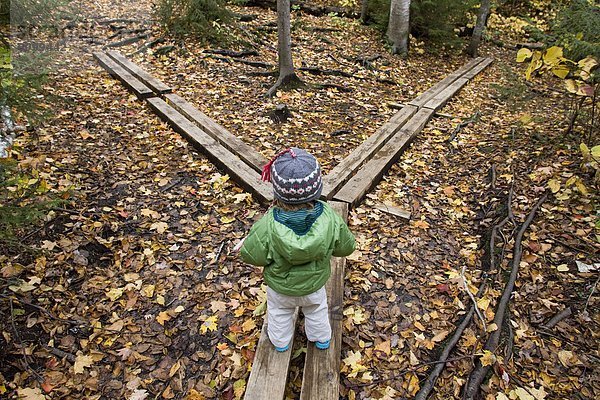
[367,0,478,48]
[551,0,600,61]
[156,0,232,42]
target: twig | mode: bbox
[9,298,44,382]
[215,240,228,265]
[447,111,480,143]
[584,275,599,314]
[349,355,474,388]
[543,306,573,329]
[463,193,548,400]
[414,309,477,399]
[43,345,76,362]
[460,265,487,332]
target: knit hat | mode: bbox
[261,147,323,204]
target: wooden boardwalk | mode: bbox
[95,51,492,399]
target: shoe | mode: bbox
[274,344,290,352]
[315,340,330,350]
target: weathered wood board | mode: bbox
[334,108,435,206]
[321,106,417,199]
[106,50,172,94]
[93,52,154,99]
[408,57,484,108]
[165,93,267,173]
[423,78,470,111]
[243,310,299,400]
[299,201,348,400]
[463,57,494,80]
[146,97,273,204]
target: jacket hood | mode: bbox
[269,207,331,265]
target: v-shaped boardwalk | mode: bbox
[94,50,492,399]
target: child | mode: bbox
[239,147,355,352]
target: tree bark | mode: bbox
[387,0,410,56]
[265,0,302,97]
[360,0,369,23]
[467,0,492,57]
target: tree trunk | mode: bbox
[360,0,369,24]
[265,0,302,97]
[387,0,410,56]
[467,0,492,57]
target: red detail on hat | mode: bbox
[261,148,297,182]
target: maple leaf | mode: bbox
[241,318,256,332]
[479,350,496,366]
[141,285,155,298]
[129,389,149,400]
[200,315,218,334]
[233,379,246,399]
[156,311,171,326]
[150,221,169,234]
[210,300,227,313]
[117,347,133,361]
[17,387,46,400]
[106,287,124,301]
[73,353,94,374]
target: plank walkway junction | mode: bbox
[94,50,492,399]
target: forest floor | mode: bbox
[1,1,598,399]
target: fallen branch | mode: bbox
[415,184,514,400]
[43,345,76,362]
[463,193,548,400]
[460,265,487,332]
[203,49,259,58]
[542,306,573,329]
[349,355,475,388]
[105,33,149,49]
[447,111,480,143]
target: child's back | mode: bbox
[239,148,355,351]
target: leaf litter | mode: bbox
[1,0,598,399]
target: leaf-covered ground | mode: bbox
[1,1,598,399]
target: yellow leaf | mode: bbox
[16,387,46,400]
[543,46,563,66]
[169,360,181,378]
[156,311,171,326]
[431,330,449,343]
[479,350,496,366]
[519,113,532,125]
[591,145,600,158]
[405,373,420,396]
[241,318,256,332]
[106,287,124,301]
[200,315,218,334]
[173,305,185,313]
[487,323,499,332]
[141,285,155,298]
[551,64,570,79]
[414,321,426,331]
[150,221,169,234]
[74,353,94,374]
[557,264,569,272]
[511,387,535,400]
[375,340,391,356]
[516,48,532,63]
[496,393,510,400]
[580,143,590,159]
[409,350,419,366]
[233,379,246,399]
[578,56,598,80]
[565,79,578,94]
[220,216,236,224]
[184,389,206,400]
[547,179,560,193]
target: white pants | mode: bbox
[266,286,332,348]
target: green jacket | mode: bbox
[240,201,355,296]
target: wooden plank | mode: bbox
[244,310,299,400]
[408,57,484,108]
[462,57,493,80]
[321,106,417,199]
[106,50,172,94]
[93,52,154,99]
[300,201,349,400]
[374,203,411,220]
[333,108,435,207]
[422,77,469,111]
[165,93,267,173]
[145,97,273,204]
